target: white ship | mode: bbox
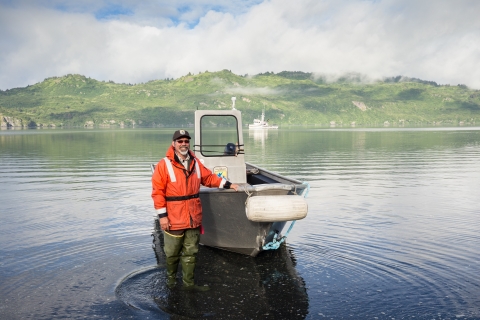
[249,110,278,129]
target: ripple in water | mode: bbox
[116,229,309,319]
[2,128,480,319]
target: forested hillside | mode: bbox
[1,70,479,128]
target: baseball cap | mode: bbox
[172,129,191,141]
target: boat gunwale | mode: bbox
[245,162,304,185]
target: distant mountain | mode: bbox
[1,70,479,128]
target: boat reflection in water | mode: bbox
[249,128,278,146]
[115,222,309,319]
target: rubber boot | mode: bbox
[181,228,210,292]
[163,231,184,288]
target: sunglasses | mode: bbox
[176,139,190,144]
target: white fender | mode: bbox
[245,195,308,222]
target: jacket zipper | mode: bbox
[173,157,197,228]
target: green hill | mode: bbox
[1,70,479,128]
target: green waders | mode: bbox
[163,231,184,288]
[181,228,209,291]
[163,228,209,291]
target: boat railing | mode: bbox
[245,183,305,193]
[192,143,245,156]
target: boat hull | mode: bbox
[199,188,287,256]
[199,163,308,257]
[248,125,278,129]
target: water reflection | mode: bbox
[2,128,480,319]
[115,221,309,319]
[249,129,278,146]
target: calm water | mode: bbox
[1,127,480,319]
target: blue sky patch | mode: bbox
[95,3,133,20]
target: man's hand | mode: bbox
[159,217,170,231]
[230,184,239,191]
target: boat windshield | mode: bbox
[199,115,239,157]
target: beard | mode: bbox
[179,149,189,156]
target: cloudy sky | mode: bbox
[1,0,479,90]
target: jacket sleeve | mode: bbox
[197,160,226,188]
[151,160,168,218]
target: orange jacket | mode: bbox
[151,146,226,230]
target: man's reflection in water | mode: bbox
[152,221,309,319]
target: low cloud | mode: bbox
[226,86,282,96]
[1,0,479,90]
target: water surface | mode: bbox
[1,127,480,319]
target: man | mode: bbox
[151,129,239,291]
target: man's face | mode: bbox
[172,138,190,155]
